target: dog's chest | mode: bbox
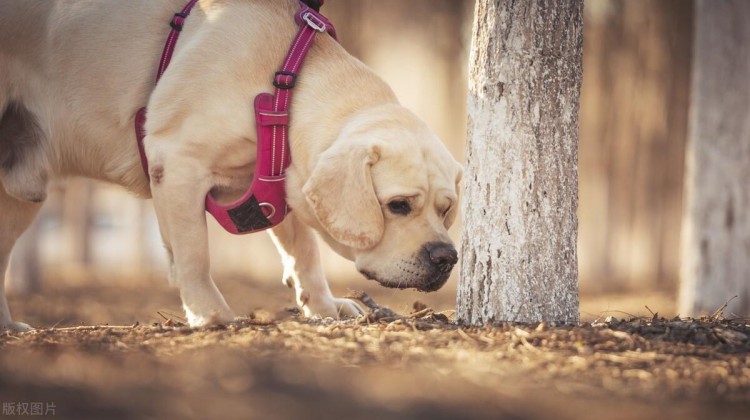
[207,156,258,205]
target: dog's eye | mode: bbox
[387,200,411,215]
[441,206,452,219]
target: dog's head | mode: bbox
[299,104,463,292]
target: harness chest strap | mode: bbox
[134,1,336,234]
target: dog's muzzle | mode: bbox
[360,241,458,292]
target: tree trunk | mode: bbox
[579,0,692,293]
[458,0,582,324]
[7,218,41,295]
[679,0,750,317]
[61,179,93,267]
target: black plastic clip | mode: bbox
[301,0,323,12]
[273,71,298,89]
[170,12,189,31]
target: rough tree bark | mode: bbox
[680,0,750,317]
[458,0,582,324]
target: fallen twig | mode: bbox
[48,325,139,332]
[346,290,403,321]
[710,295,738,321]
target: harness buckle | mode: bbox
[302,12,326,32]
[273,71,297,89]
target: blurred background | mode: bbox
[6,0,692,324]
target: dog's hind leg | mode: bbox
[0,101,46,330]
[269,213,363,318]
[0,185,42,331]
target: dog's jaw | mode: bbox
[358,260,452,292]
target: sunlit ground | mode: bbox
[5,269,677,328]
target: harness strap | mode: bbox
[205,4,335,233]
[157,0,200,82]
[266,5,336,176]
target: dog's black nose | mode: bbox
[427,242,458,270]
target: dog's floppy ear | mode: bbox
[303,138,384,249]
[444,166,463,229]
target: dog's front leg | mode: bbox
[149,155,235,327]
[269,214,363,318]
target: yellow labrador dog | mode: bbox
[0,0,462,329]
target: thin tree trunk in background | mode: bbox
[60,179,93,278]
[680,0,750,316]
[579,0,692,292]
[7,219,41,295]
[458,0,582,324]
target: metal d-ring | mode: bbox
[259,202,276,219]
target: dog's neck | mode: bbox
[287,34,399,168]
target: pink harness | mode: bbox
[135,0,336,234]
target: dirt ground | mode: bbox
[1,276,748,420]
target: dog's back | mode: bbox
[0,0,190,197]
[0,1,52,102]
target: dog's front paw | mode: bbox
[180,284,236,328]
[0,321,33,332]
[303,296,364,319]
[183,305,236,328]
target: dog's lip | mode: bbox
[359,269,407,288]
[358,269,449,292]
[416,278,445,292]
[359,269,379,282]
